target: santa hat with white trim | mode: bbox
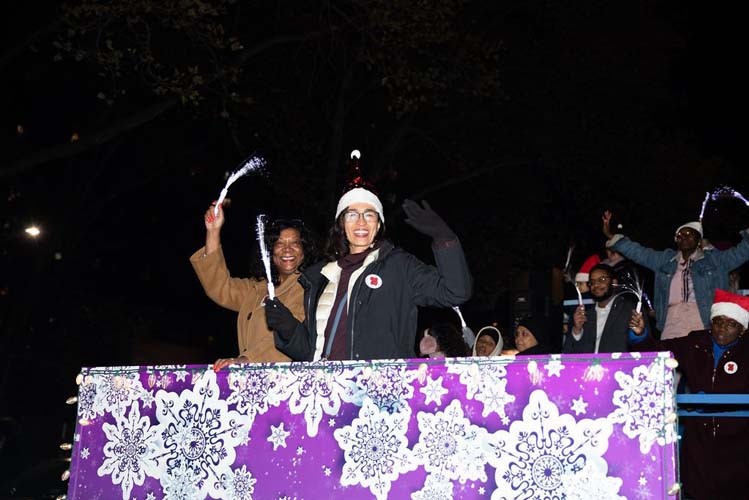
[334,150,385,222]
[710,288,749,329]
[575,254,602,283]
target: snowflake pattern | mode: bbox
[413,399,489,483]
[160,461,202,500]
[334,398,416,499]
[571,396,588,415]
[484,390,616,499]
[97,401,162,500]
[226,366,285,425]
[420,375,448,406]
[152,369,246,499]
[410,473,454,500]
[352,363,416,413]
[447,360,516,420]
[609,354,677,453]
[94,370,146,418]
[77,368,145,420]
[278,361,359,437]
[68,355,677,499]
[545,355,565,377]
[220,464,257,500]
[268,422,290,451]
[560,461,625,500]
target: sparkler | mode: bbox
[452,306,476,346]
[698,191,709,222]
[574,284,584,307]
[562,244,575,283]
[256,214,275,300]
[214,154,267,216]
[698,185,749,222]
[613,269,644,313]
[710,185,749,206]
[563,244,574,270]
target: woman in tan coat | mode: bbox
[190,201,311,369]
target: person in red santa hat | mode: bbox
[265,150,472,361]
[628,288,749,500]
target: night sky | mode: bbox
[1,1,747,497]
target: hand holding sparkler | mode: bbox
[628,309,646,336]
[572,304,587,334]
[204,199,230,230]
[213,154,267,216]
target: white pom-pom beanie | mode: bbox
[335,187,384,222]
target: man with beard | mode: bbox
[563,263,643,353]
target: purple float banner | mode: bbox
[67,352,679,499]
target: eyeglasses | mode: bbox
[587,276,612,286]
[343,209,379,223]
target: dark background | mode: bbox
[1,1,746,497]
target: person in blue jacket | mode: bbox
[603,210,749,340]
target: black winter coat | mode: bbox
[274,240,472,361]
[563,295,644,354]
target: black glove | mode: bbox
[264,297,300,336]
[402,199,456,243]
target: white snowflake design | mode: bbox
[412,399,490,483]
[226,366,285,425]
[484,389,616,499]
[545,355,566,377]
[77,368,146,420]
[268,422,290,451]
[410,473,454,500]
[609,354,677,453]
[152,369,246,499]
[219,464,257,500]
[351,363,416,413]
[76,379,99,421]
[278,361,359,437]
[334,398,416,500]
[420,375,448,406]
[560,461,625,500]
[97,401,162,500]
[95,370,146,418]
[161,461,202,500]
[447,360,516,420]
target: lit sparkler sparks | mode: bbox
[698,185,749,222]
[613,269,644,313]
[214,154,267,215]
[256,214,275,300]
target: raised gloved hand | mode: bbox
[264,297,300,336]
[402,199,456,243]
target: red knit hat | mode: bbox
[710,289,749,328]
[575,254,601,283]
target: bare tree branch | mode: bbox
[1,32,320,180]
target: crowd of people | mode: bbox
[190,153,749,500]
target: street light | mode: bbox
[24,225,41,237]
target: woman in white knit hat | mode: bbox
[265,151,472,361]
